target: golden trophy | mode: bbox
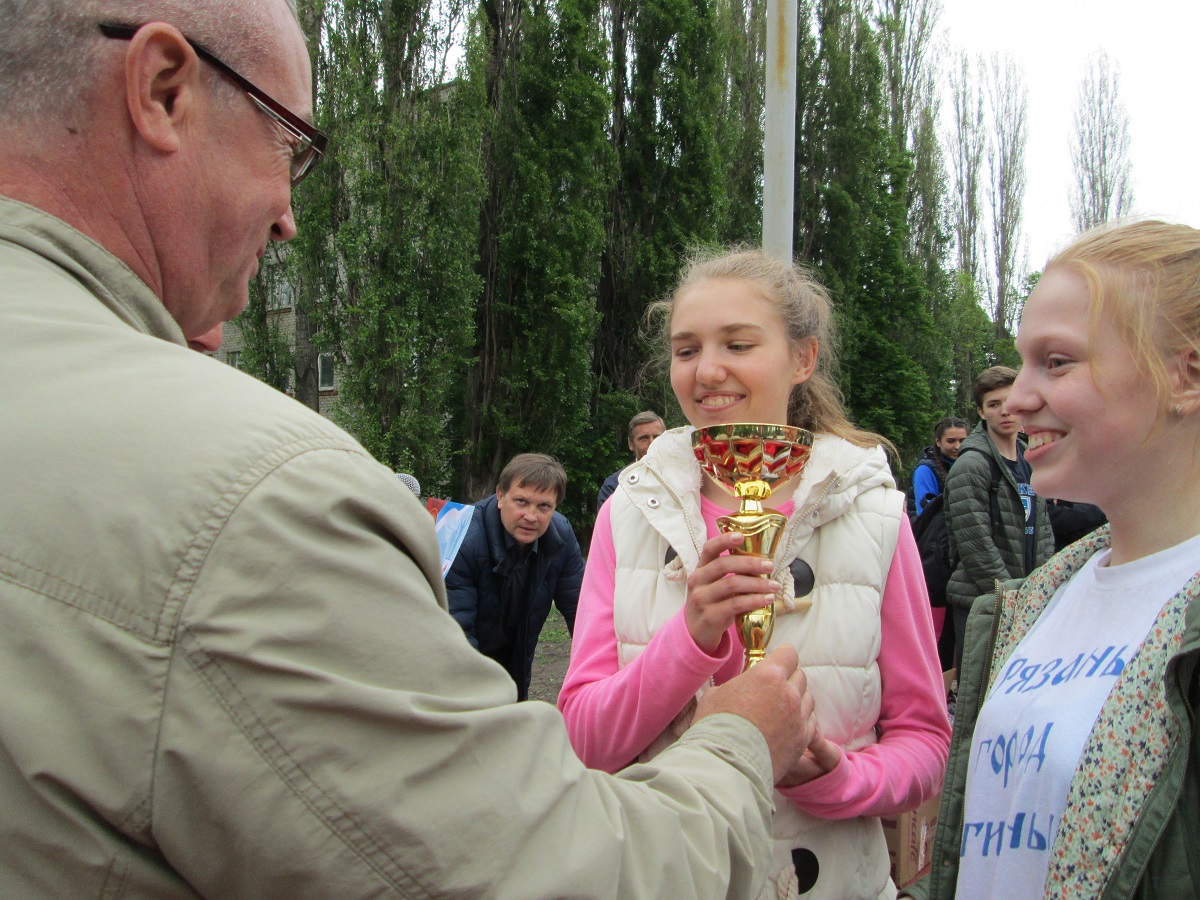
[692,423,814,670]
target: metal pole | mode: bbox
[762,0,798,264]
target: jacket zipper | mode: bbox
[775,474,841,575]
[978,579,1004,708]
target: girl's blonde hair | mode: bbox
[1047,220,1200,414]
[648,247,891,452]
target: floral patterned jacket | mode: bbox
[905,527,1200,899]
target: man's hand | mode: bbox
[693,646,815,783]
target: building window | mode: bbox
[226,351,242,370]
[318,353,336,390]
[267,281,294,311]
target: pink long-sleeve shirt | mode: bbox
[558,495,951,820]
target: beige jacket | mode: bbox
[0,195,777,898]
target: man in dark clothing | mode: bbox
[597,411,665,511]
[447,454,584,699]
[1045,498,1108,552]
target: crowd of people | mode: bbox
[2,2,1198,898]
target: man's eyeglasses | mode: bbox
[98,22,327,187]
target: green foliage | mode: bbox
[713,0,765,245]
[588,0,730,523]
[288,0,484,498]
[942,271,996,415]
[229,0,1038,528]
[793,0,935,465]
[465,0,612,524]
[238,267,295,394]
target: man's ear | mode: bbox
[123,24,203,154]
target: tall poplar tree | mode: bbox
[876,0,953,423]
[1069,50,1134,233]
[590,0,727,497]
[876,0,944,279]
[947,50,984,284]
[940,50,1020,414]
[985,52,1028,340]
[281,0,484,496]
[464,0,612,517]
[236,0,333,409]
[714,0,766,246]
[794,0,933,459]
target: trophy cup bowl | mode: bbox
[692,423,814,670]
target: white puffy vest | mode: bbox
[608,428,903,900]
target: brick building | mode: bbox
[210,286,341,417]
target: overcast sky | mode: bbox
[938,0,1200,273]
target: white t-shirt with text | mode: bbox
[955,533,1200,899]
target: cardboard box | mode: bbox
[882,791,940,888]
[882,670,952,888]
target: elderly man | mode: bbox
[596,409,665,510]
[0,2,816,897]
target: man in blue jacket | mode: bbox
[447,454,584,699]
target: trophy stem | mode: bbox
[739,605,773,670]
[716,509,787,671]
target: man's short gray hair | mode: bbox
[627,410,664,441]
[0,0,299,130]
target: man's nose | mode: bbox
[272,203,298,242]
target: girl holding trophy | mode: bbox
[917,221,1200,899]
[559,249,950,900]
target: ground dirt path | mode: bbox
[527,640,572,704]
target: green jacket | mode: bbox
[944,423,1054,613]
[0,195,781,897]
[905,528,1200,899]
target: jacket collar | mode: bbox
[0,195,185,346]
